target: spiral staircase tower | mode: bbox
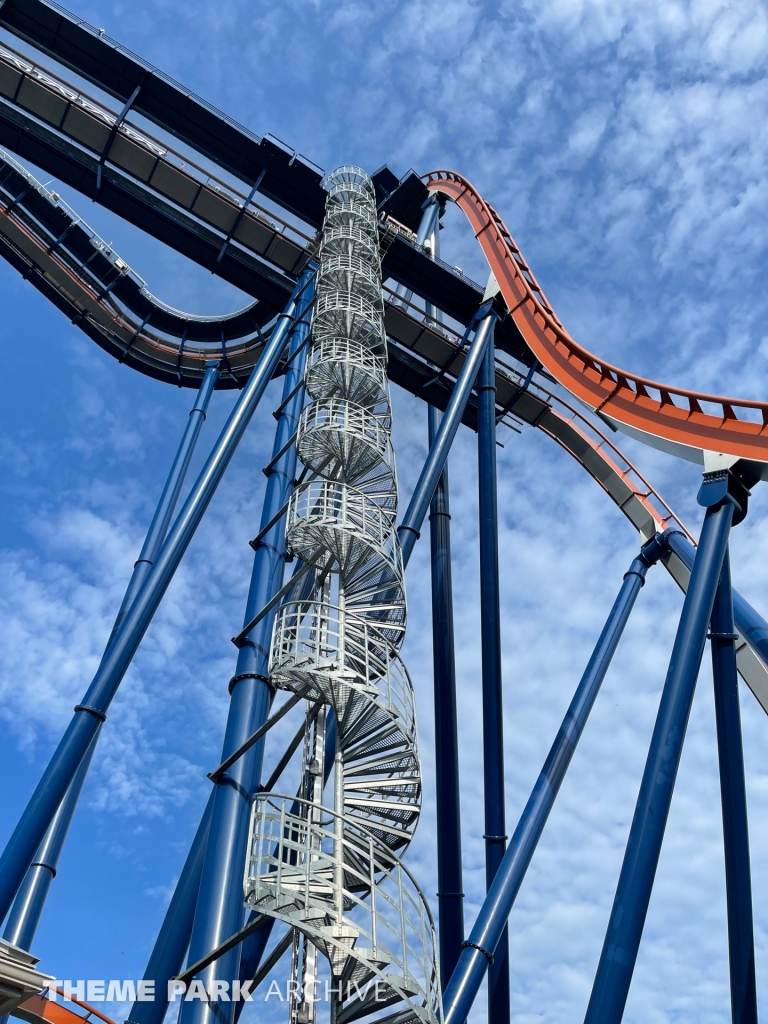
[244,167,441,1024]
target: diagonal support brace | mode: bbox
[96,85,141,193]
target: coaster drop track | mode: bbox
[424,170,768,468]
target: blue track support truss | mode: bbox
[663,528,768,670]
[126,794,215,1024]
[0,363,220,933]
[110,363,221,642]
[0,274,309,927]
[3,736,98,952]
[398,307,496,567]
[476,316,510,1024]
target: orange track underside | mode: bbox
[425,171,768,463]
[17,993,115,1024]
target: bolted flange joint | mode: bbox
[697,468,751,525]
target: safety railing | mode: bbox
[245,794,440,1024]
[320,225,380,260]
[316,252,383,301]
[298,397,394,468]
[287,480,398,574]
[314,289,385,328]
[324,199,379,234]
[271,602,412,732]
[304,337,390,410]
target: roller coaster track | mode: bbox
[0,38,481,335]
[0,147,274,385]
[425,171,768,468]
[4,144,768,715]
[0,40,315,279]
[15,989,115,1024]
[0,145,507,389]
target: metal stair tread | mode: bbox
[336,973,423,1024]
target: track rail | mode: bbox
[425,170,768,465]
[0,148,272,338]
[0,42,313,277]
[14,990,116,1024]
[0,0,327,225]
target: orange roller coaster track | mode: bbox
[425,170,768,468]
[15,990,116,1024]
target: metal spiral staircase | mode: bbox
[243,167,441,1024]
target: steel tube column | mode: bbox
[109,362,221,642]
[422,194,444,326]
[393,194,441,307]
[428,405,465,984]
[711,549,758,1024]
[417,195,441,251]
[441,545,659,1024]
[180,268,315,1024]
[2,736,98,950]
[0,274,311,924]
[476,318,509,1023]
[419,189,465,984]
[125,794,214,1024]
[663,529,768,671]
[584,492,736,1024]
[398,308,496,568]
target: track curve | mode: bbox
[0,150,277,387]
[425,170,768,468]
[14,990,116,1024]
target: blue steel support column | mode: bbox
[422,193,443,325]
[662,529,768,671]
[417,195,441,251]
[2,736,98,949]
[417,188,465,983]
[398,308,496,568]
[428,405,465,985]
[584,484,738,1024]
[711,549,758,1024]
[476,316,509,1024]
[393,195,441,308]
[180,268,315,1024]
[110,362,221,641]
[441,541,661,1024]
[0,274,312,924]
[0,364,219,942]
[125,793,215,1024]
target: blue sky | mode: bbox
[3,1,768,1022]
